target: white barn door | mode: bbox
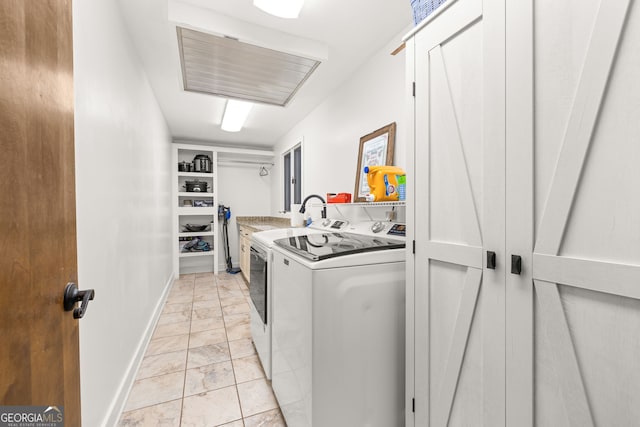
[412,0,505,425]
[509,0,640,425]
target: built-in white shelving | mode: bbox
[172,141,275,278]
[178,192,214,197]
[179,251,215,258]
[179,231,215,238]
[177,172,213,178]
[173,143,218,276]
[177,207,216,215]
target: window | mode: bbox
[283,143,302,212]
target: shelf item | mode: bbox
[183,223,209,232]
[326,193,352,203]
[178,196,215,209]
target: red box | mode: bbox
[326,193,352,203]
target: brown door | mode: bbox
[0,1,81,425]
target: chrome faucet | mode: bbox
[299,194,327,219]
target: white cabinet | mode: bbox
[406,0,640,426]
[173,143,218,275]
[238,225,252,283]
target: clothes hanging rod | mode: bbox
[218,160,274,165]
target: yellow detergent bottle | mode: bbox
[364,165,406,202]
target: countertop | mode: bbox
[236,216,292,233]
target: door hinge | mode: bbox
[412,397,415,412]
[412,81,416,97]
[412,240,416,254]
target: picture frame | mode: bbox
[353,122,396,202]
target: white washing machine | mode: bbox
[270,220,407,427]
[249,224,330,379]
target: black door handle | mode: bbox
[486,251,497,269]
[63,282,95,319]
[511,255,522,275]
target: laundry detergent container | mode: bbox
[364,166,406,202]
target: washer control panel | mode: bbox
[330,220,347,230]
[366,221,407,237]
[387,223,406,237]
[310,219,406,238]
[310,219,348,231]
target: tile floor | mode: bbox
[118,272,286,427]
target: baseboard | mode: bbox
[101,273,174,427]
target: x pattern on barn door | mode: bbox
[530,0,640,426]
[413,0,501,425]
[425,43,484,427]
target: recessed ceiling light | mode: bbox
[253,0,304,19]
[221,99,253,132]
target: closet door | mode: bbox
[412,0,505,425]
[508,1,640,425]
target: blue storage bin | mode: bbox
[411,0,448,25]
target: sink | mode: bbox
[252,224,278,231]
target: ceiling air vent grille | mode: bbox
[177,27,320,107]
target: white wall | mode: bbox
[217,163,272,269]
[271,30,410,218]
[73,1,173,426]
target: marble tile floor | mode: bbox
[118,272,286,427]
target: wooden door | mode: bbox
[508,0,640,425]
[411,0,505,425]
[0,1,81,425]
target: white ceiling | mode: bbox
[118,0,412,148]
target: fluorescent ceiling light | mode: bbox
[221,99,253,132]
[253,0,304,19]
[178,27,321,106]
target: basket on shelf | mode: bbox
[411,0,448,26]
